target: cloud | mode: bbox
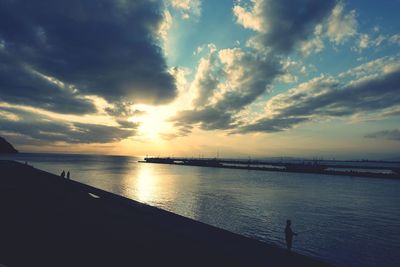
[234,117,309,134]
[169,0,337,137]
[0,0,176,113]
[352,33,387,53]
[191,46,223,107]
[159,10,173,45]
[172,107,238,131]
[233,2,264,32]
[172,46,280,132]
[365,129,400,141]
[389,34,400,46]
[0,107,136,144]
[0,56,96,114]
[169,0,344,138]
[234,0,335,53]
[326,2,358,45]
[237,56,400,133]
[357,34,370,50]
[160,123,193,140]
[296,2,359,56]
[168,0,201,19]
[104,101,147,128]
[216,48,280,110]
[299,25,325,56]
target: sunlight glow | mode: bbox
[129,104,175,140]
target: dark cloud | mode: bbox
[115,119,139,129]
[235,0,335,53]
[0,56,96,114]
[234,117,309,134]
[105,101,145,128]
[263,0,335,52]
[105,102,135,118]
[237,62,400,133]
[271,67,400,119]
[0,0,176,113]
[365,129,400,141]
[172,108,238,131]
[0,107,135,144]
[215,49,280,111]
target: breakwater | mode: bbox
[142,157,400,179]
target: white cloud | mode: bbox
[373,35,386,47]
[351,34,369,52]
[389,34,400,45]
[193,45,204,55]
[233,1,264,32]
[299,25,325,56]
[338,56,399,79]
[158,10,173,46]
[358,34,369,49]
[190,47,222,107]
[168,0,201,19]
[326,2,358,45]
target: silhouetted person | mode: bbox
[285,219,297,251]
[67,171,70,180]
[61,170,65,178]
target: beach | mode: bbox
[0,160,333,267]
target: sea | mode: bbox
[1,153,399,267]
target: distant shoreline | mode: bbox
[2,152,399,164]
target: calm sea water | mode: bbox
[1,153,399,267]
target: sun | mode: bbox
[129,104,174,140]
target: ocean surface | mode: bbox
[1,153,399,267]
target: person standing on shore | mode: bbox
[285,219,297,251]
[61,170,65,178]
[67,171,70,180]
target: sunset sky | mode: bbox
[0,0,399,159]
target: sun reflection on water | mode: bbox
[135,167,158,203]
[128,164,177,207]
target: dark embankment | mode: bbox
[0,137,18,153]
[0,161,334,267]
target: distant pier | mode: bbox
[141,157,400,179]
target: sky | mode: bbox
[0,0,399,159]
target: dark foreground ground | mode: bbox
[0,160,334,267]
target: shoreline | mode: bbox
[0,160,334,267]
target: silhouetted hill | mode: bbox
[0,137,18,153]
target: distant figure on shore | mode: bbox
[285,219,297,251]
[61,170,65,178]
[67,171,70,180]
